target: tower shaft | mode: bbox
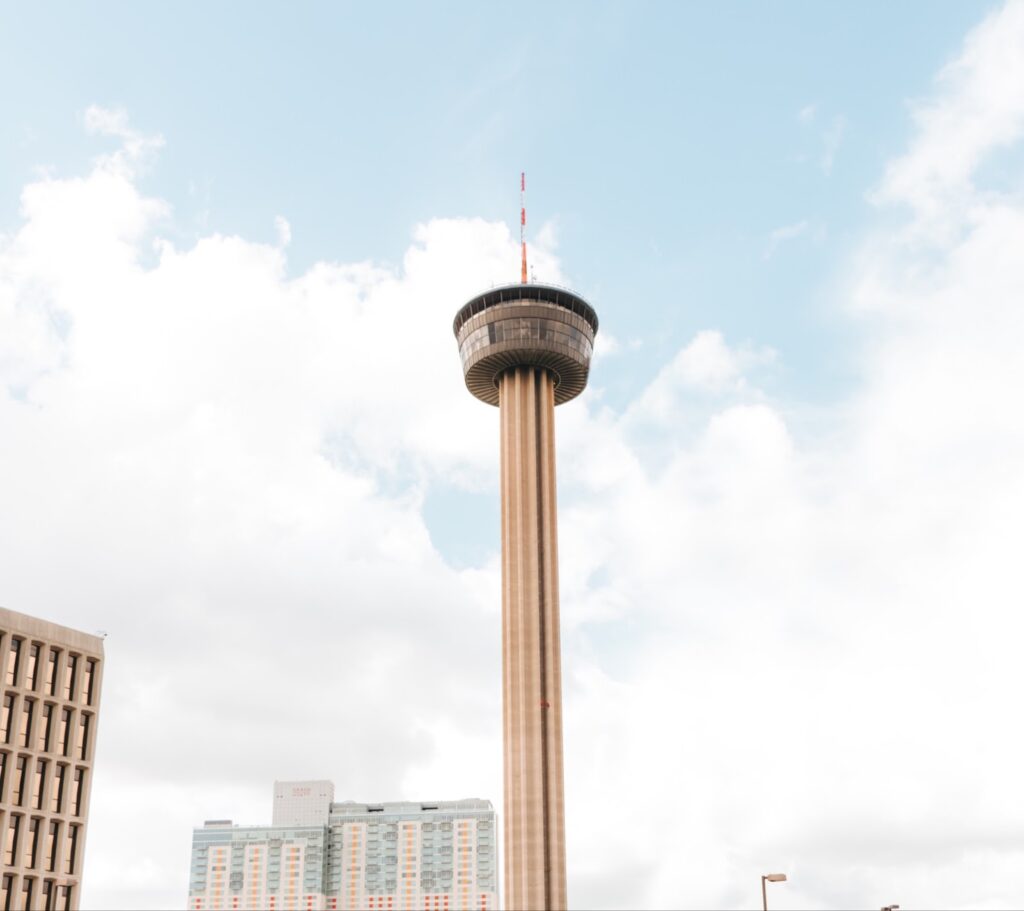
[499,366,567,911]
[454,279,596,910]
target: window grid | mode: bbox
[189,806,498,911]
[0,617,103,911]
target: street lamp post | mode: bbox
[761,873,787,911]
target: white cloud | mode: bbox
[764,218,809,258]
[667,329,773,392]
[877,0,1024,220]
[4,7,1024,907]
[0,122,517,906]
[554,5,1024,907]
[83,104,164,177]
[821,114,847,175]
[274,214,292,247]
[796,104,845,174]
[624,330,776,432]
[593,330,620,358]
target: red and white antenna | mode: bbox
[520,171,528,284]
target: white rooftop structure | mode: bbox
[272,779,335,827]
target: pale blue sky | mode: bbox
[1,1,997,569]
[0,0,993,407]
[4,4,1024,909]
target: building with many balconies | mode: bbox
[187,782,497,911]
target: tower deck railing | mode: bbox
[453,281,598,336]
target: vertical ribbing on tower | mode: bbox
[499,366,568,911]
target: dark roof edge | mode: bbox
[453,283,598,336]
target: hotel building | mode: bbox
[188,782,497,911]
[0,607,104,911]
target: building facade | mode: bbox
[0,607,104,911]
[188,784,497,911]
[189,819,327,911]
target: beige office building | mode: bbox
[0,607,104,911]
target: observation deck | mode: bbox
[453,282,599,406]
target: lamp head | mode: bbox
[765,874,787,883]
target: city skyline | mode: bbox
[2,2,1024,908]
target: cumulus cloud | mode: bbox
[877,0,1024,220]
[274,215,292,248]
[624,330,776,434]
[83,104,164,177]
[554,5,1024,907]
[593,331,621,359]
[3,6,1024,908]
[0,120,518,907]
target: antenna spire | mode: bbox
[520,171,528,284]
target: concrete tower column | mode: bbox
[499,366,566,911]
[454,282,598,911]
